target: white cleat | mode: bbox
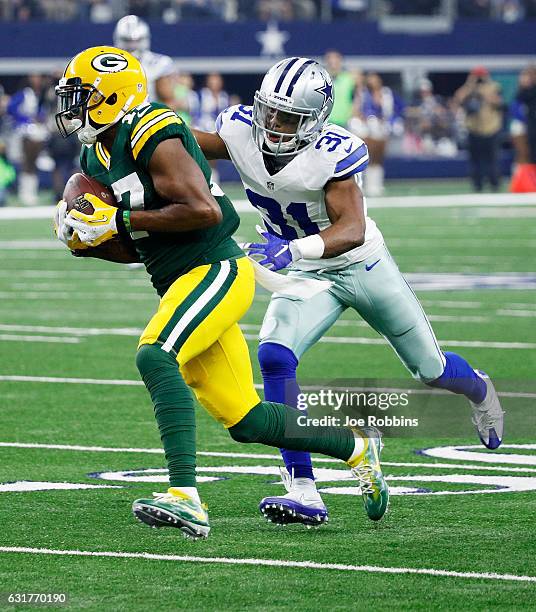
[470,371,505,450]
[259,468,328,527]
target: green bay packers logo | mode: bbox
[91,53,129,73]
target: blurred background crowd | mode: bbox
[0,2,535,204]
[3,0,536,23]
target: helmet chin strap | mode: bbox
[77,94,136,145]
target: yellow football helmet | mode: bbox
[55,45,147,144]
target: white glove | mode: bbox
[53,200,88,250]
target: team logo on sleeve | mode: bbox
[91,53,129,73]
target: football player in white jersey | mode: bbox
[193,57,504,528]
[114,15,176,106]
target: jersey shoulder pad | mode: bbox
[216,104,253,140]
[124,101,183,165]
[314,124,369,181]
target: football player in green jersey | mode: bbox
[54,46,388,539]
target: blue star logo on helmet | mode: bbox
[91,53,129,73]
[315,79,333,104]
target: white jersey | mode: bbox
[138,50,175,102]
[217,104,383,272]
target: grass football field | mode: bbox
[0,183,535,610]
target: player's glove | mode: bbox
[53,199,89,251]
[64,193,125,247]
[244,225,293,271]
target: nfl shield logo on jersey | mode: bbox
[267,181,275,190]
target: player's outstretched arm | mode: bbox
[130,138,223,233]
[320,177,366,258]
[191,129,231,160]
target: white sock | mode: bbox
[293,477,317,492]
[170,486,200,503]
[347,433,366,465]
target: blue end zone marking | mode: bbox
[335,143,368,174]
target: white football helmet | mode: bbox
[113,15,150,57]
[253,57,334,157]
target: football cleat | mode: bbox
[259,468,328,527]
[470,370,505,450]
[132,488,210,540]
[348,426,389,521]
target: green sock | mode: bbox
[228,401,355,462]
[136,344,197,488]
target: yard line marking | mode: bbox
[0,240,61,249]
[497,309,536,318]
[243,334,536,350]
[0,546,534,583]
[1,376,534,400]
[3,193,535,219]
[0,324,144,336]
[2,442,536,473]
[0,375,142,385]
[2,325,530,349]
[0,292,154,301]
[0,334,80,344]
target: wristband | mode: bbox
[116,209,132,237]
[289,234,325,260]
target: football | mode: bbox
[62,173,140,264]
[63,172,117,214]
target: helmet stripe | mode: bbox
[273,57,300,94]
[285,59,315,97]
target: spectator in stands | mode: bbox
[388,0,441,15]
[404,78,457,156]
[177,0,226,19]
[331,0,369,19]
[524,0,536,17]
[496,0,525,21]
[457,0,492,18]
[455,66,504,191]
[516,64,536,163]
[193,72,232,132]
[12,0,45,20]
[256,0,294,20]
[350,72,404,196]
[7,73,48,205]
[324,50,356,128]
[173,72,197,126]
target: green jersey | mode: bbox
[80,101,242,296]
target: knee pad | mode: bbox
[136,343,176,379]
[258,342,298,378]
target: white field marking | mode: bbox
[472,207,536,218]
[0,324,144,337]
[3,442,536,474]
[0,481,120,492]
[0,375,142,386]
[1,375,534,401]
[0,270,145,279]
[0,546,535,583]
[389,238,536,248]
[421,445,536,466]
[242,334,536,350]
[0,292,154,301]
[0,334,80,344]
[2,193,536,219]
[420,300,483,309]
[497,309,536,318]
[0,240,61,249]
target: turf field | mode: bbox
[0,185,535,610]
